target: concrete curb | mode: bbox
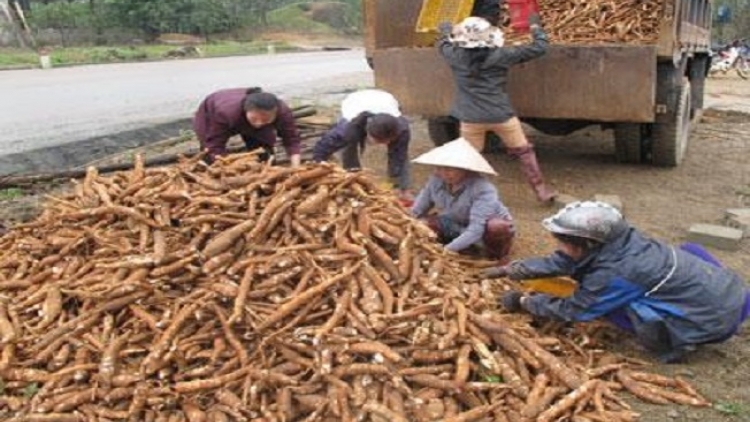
[0,119,193,177]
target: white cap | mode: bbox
[341,89,402,120]
[412,138,497,175]
[450,16,505,49]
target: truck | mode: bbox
[362,0,713,166]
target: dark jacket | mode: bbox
[193,88,301,160]
[514,225,748,356]
[438,27,548,123]
[312,113,411,190]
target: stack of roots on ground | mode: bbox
[0,153,711,421]
[502,0,663,44]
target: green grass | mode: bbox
[267,3,337,33]
[0,188,24,200]
[0,49,38,67]
[714,402,747,416]
[0,40,299,70]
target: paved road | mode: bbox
[0,50,372,160]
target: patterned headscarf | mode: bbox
[449,17,505,48]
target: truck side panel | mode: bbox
[657,0,712,58]
[374,46,657,122]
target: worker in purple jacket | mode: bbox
[312,89,412,202]
[411,137,515,261]
[193,87,302,166]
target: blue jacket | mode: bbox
[515,224,748,355]
[312,115,411,190]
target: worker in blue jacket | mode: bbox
[485,201,750,363]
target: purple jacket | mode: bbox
[193,88,301,160]
[312,115,411,190]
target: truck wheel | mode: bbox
[688,55,708,113]
[613,123,644,164]
[651,80,691,167]
[427,116,460,147]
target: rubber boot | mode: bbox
[482,217,515,262]
[507,144,557,202]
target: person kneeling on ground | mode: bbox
[312,89,413,204]
[411,138,515,261]
[193,87,302,166]
[485,201,750,363]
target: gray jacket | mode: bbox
[513,225,748,356]
[438,28,549,123]
[411,174,511,252]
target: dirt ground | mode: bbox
[0,76,748,421]
[379,75,750,422]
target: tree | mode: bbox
[26,0,87,46]
[713,0,750,43]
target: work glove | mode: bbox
[501,291,525,313]
[482,265,511,279]
[438,21,453,37]
[483,260,530,280]
[528,13,542,28]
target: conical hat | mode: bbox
[412,138,497,175]
[341,89,402,120]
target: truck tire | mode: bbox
[427,116,460,147]
[651,79,691,167]
[688,55,708,113]
[613,123,644,164]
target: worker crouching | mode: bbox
[486,201,750,363]
[411,138,515,261]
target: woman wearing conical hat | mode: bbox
[411,138,514,261]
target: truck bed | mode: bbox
[373,45,657,122]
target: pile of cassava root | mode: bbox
[0,152,710,421]
[502,0,664,44]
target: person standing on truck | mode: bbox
[471,0,501,26]
[193,87,302,167]
[312,89,413,204]
[484,201,750,363]
[411,138,515,261]
[437,14,557,202]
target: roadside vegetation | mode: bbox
[0,0,362,69]
[0,41,298,68]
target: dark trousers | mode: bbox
[426,215,515,261]
[242,137,275,163]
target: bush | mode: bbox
[27,2,91,47]
[267,3,336,33]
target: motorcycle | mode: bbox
[709,44,749,80]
